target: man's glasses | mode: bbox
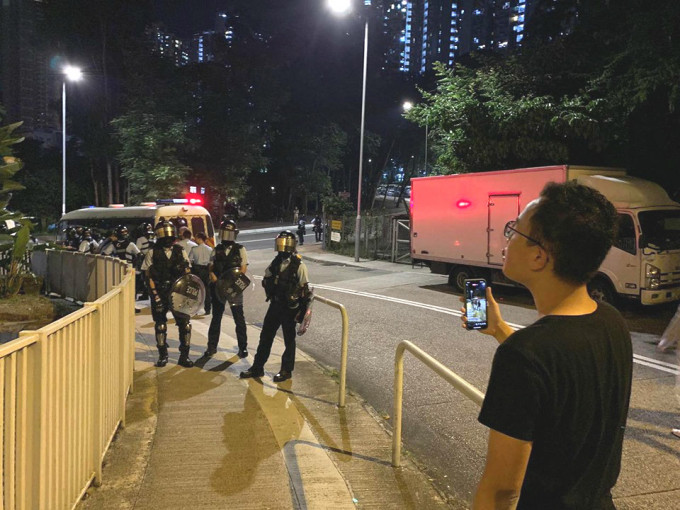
[504,220,545,249]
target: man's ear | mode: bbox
[529,245,550,271]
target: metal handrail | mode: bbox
[392,340,485,467]
[312,295,349,407]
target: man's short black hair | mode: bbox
[182,229,193,239]
[528,181,618,285]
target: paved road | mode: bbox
[238,232,680,506]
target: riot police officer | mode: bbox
[240,230,311,382]
[135,223,156,300]
[111,225,141,263]
[206,219,249,358]
[78,228,99,253]
[141,221,194,368]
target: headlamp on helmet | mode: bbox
[275,230,297,253]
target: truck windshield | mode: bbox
[638,209,680,250]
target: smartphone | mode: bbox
[464,279,488,330]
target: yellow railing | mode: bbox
[1,251,135,509]
[392,340,485,468]
[312,295,349,407]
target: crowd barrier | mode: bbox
[1,250,135,509]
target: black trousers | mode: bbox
[207,283,247,351]
[253,301,298,373]
[192,265,212,313]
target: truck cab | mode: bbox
[576,175,680,305]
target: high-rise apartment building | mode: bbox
[1,0,51,132]
[380,0,537,78]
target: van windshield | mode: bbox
[638,209,680,250]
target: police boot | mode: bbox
[155,324,169,367]
[177,322,194,368]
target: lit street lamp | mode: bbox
[328,0,369,262]
[62,65,83,216]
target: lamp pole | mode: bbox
[61,65,83,216]
[355,17,368,262]
[327,0,369,262]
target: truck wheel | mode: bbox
[588,277,616,305]
[449,266,475,293]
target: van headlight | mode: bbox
[649,278,661,289]
[646,264,660,277]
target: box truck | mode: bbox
[410,165,680,305]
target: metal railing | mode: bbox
[1,250,135,509]
[311,295,349,407]
[392,340,485,467]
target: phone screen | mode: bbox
[464,279,488,330]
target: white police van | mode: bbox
[56,202,216,246]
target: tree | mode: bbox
[406,61,615,174]
[112,112,192,202]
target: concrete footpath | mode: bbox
[79,293,456,507]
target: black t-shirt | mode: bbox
[478,303,632,510]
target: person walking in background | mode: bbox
[240,230,311,383]
[189,232,213,315]
[293,206,299,223]
[206,220,249,358]
[313,214,323,242]
[296,217,306,246]
[178,228,197,253]
[462,182,632,509]
[657,302,680,352]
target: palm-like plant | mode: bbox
[0,121,32,297]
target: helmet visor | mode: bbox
[220,229,237,242]
[155,224,176,239]
[275,236,296,252]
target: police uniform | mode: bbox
[135,224,155,300]
[142,222,194,368]
[189,242,213,314]
[206,221,248,357]
[241,231,310,382]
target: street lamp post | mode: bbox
[329,0,369,262]
[62,65,83,216]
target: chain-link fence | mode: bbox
[325,213,411,263]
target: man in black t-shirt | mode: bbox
[462,182,632,510]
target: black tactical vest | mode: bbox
[263,255,302,306]
[149,245,188,284]
[212,243,243,278]
[114,240,131,261]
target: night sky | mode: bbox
[152,0,232,37]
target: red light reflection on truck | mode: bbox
[456,199,471,208]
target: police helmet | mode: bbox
[82,228,92,238]
[66,226,78,239]
[114,225,129,240]
[219,219,239,242]
[155,221,177,240]
[275,230,297,253]
[140,222,154,235]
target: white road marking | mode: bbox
[254,276,679,375]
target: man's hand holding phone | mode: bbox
[460,285,514,344]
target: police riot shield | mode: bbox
[296,292,314,336]
[215,268,252,304]
[169,274,206,316]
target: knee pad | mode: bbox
[155,323,167,335]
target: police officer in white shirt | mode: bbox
[189,232,213,315]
